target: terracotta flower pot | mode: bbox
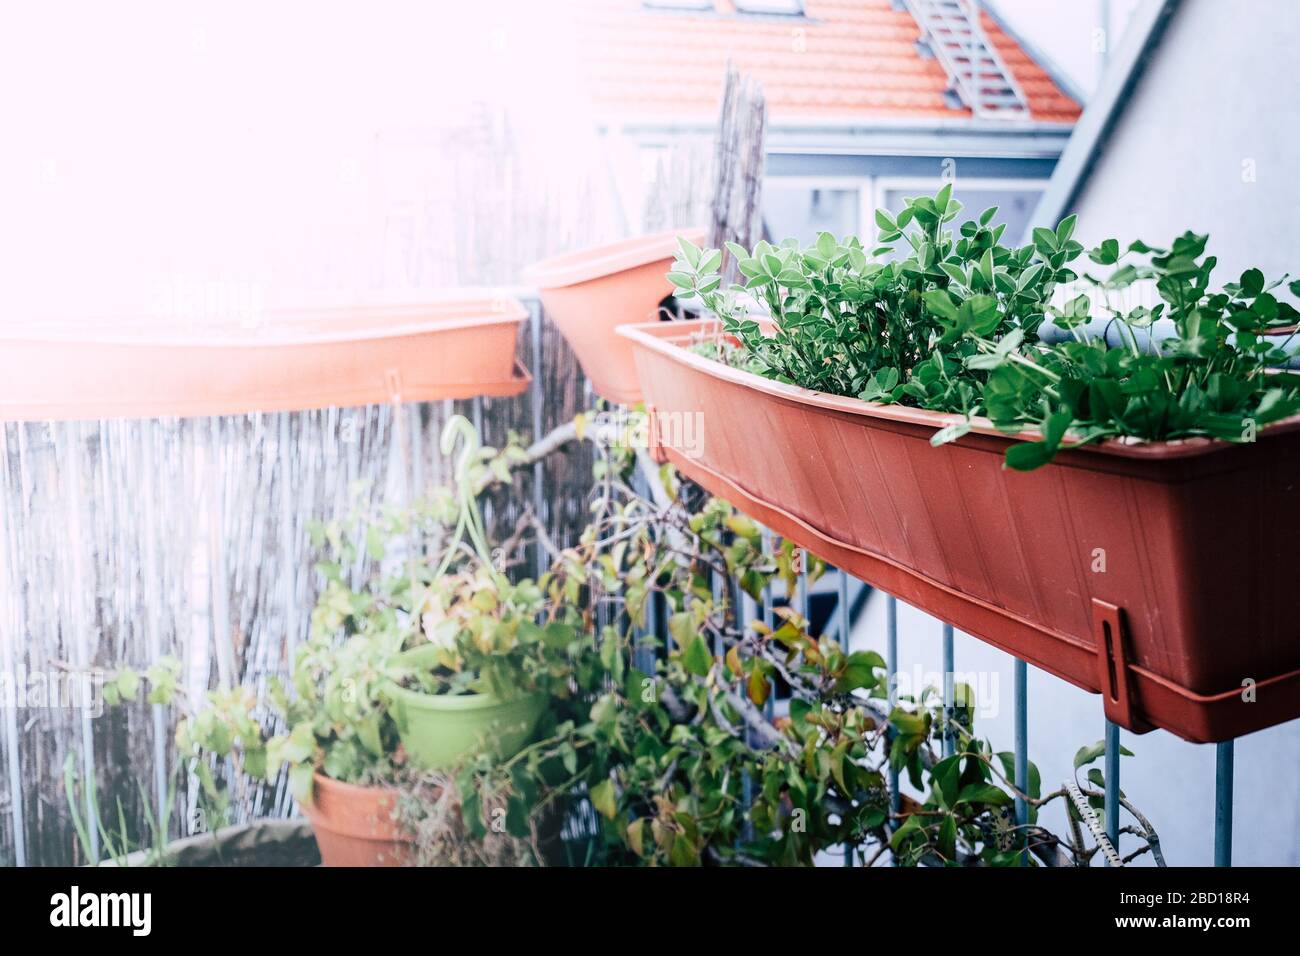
[0,294,531,421]
[300,773,411,867]
[620,319,1300,744]
[524,229,704,405]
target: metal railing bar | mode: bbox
[886,594,900,864]
[737,566,755,843]
[796,564,809,621]
[837,569,850,647]
[760,530,775,725]
[760,529,774,630]
[941,622,955,758]
[647,579,662,660]
[711,573,725,657]
[837,567,854,867]
[1104,719,1120,864]
[1215,739,1234,867]
[788,547,806,722]
[1014,657,1028,866]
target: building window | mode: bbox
[764,184,860,245]
[734,0,805,14]
[642,0,715,11]
[762,178,1045,249]
[878,184,1045,245]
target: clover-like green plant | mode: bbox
[670,184,1063,419]
[944,232,1300,468]
[669,188,1300,469]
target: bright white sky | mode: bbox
[0,1,1141,323]
[0,1,598,320]
[987,0,1143,98]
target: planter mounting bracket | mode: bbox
[644,405,669,465]
[1091,599,1153,734]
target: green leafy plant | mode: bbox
[440,423,1164,867]
[956,233,1300,468]
[167,412,1163,866]
[669,189,1300,469]
[175,416,590,814]
[670,184,1057,414]
[64,753,178,867]
[62,661,182,866]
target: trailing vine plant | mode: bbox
[417,416,1166,867]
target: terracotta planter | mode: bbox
[300,773,411,867]
[0,294,530,421]
[620,320,1300,744]
[524,229,704,404]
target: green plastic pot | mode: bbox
[386,686,546,769]
[384,647,547,769]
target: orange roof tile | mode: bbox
[980,10,1080,123]
[576,0,1081,125]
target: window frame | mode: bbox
[642,0,715,11]
[870,175,1051,245]
[762,174,876,244]
[763,173,1050,248]
[733,0,805,15]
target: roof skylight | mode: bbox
[734,0,804,14]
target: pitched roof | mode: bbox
[578,0,1082,126]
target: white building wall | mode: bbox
[853,0,1300,866]
[1069,0,1300,280]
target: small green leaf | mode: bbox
[590,777,617,819]
[680,634,713,677]
[835,650,883,693]
[289,763,315,804]
[1055,213,1077,245]
[923,289,959,322]
[956,783,1012,806]
[1032,226,1059,255]
[675,236,701,268]
[1004,439,1057,472]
